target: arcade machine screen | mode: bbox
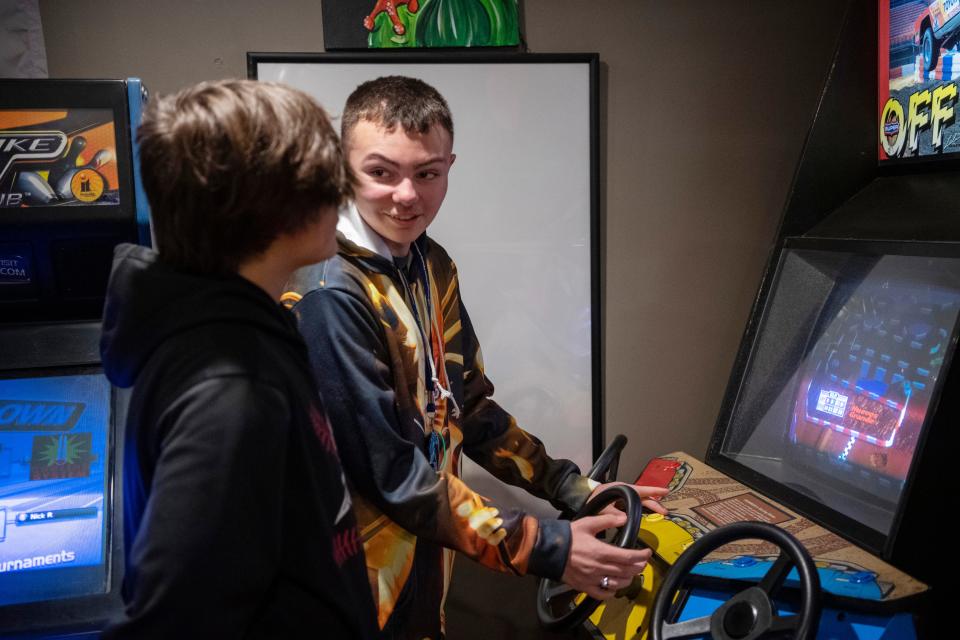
[0,86,138,324]
[0,106,125,318]
[715,242,960,553]
[0,371,114,607]
[0,108,121,210]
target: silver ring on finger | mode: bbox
[600,575,610,590]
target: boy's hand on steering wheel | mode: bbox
[561,511,653,600]
[589,482,670,517]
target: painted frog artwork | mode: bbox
[363,0,419,36]
[362,0,519,48]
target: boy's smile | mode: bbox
[346,119,455,257]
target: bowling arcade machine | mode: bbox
[537,1,957,638]
[0,78,150,637]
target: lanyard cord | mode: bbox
[395,245,462,472]
[395,257,437,412]
[412,244,461,419]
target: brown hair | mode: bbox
[341,75,453,149]
[138,79,349,275]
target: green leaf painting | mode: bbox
[367,0,519,49]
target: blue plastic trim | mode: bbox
[126,78,152,247]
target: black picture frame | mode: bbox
[248,51,604,461]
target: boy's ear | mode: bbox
[449,153,457,167]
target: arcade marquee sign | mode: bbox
[879,0,960,159]
[879,82,957,158]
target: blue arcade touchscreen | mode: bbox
[0,372,112,606]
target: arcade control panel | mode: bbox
[584,453,926,639]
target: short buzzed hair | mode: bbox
[341,75,453,150]
[138,79,349,275]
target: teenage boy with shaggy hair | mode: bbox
[100,79,379,638]
[286,75,668,639]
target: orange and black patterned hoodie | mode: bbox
[283,206,596,639]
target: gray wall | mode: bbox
[41,0,847,475]
[40,0,849,635]
[523,0,849,481]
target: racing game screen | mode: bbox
[0,372,111,606]
[720,247,960,539]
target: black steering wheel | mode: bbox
[649,521,822,640]
[587,433,627,484]
[537,434,641,631]
[536,484,643,631]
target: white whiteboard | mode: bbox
[252,54,598,517]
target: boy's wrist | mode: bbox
[555,472,598,515]
[528,517,572,581]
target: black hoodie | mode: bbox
[100,244,379,639]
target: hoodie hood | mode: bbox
[336,202,394,262]
[335,203,430,272]
[100,244,299,388]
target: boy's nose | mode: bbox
[393,178,418,205]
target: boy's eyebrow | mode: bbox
[414,156,447,168]
[360,153,447,169]
[361,153,399,166]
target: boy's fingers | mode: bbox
[593,544,652,565]
[578,512,627,534]
[597,503,624,518]
[643,499,669,515]
[584,586,613,600]
[586,562,640,580]
[633,485,670,496]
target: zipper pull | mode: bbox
[427,431,442,471]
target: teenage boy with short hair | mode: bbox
[99,79,379,638]
[287,75,668,639]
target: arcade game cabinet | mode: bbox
[539,0,956,637]
[0,78,150,637]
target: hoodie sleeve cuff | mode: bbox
[554,472,599,516]
[527,518,572,581]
